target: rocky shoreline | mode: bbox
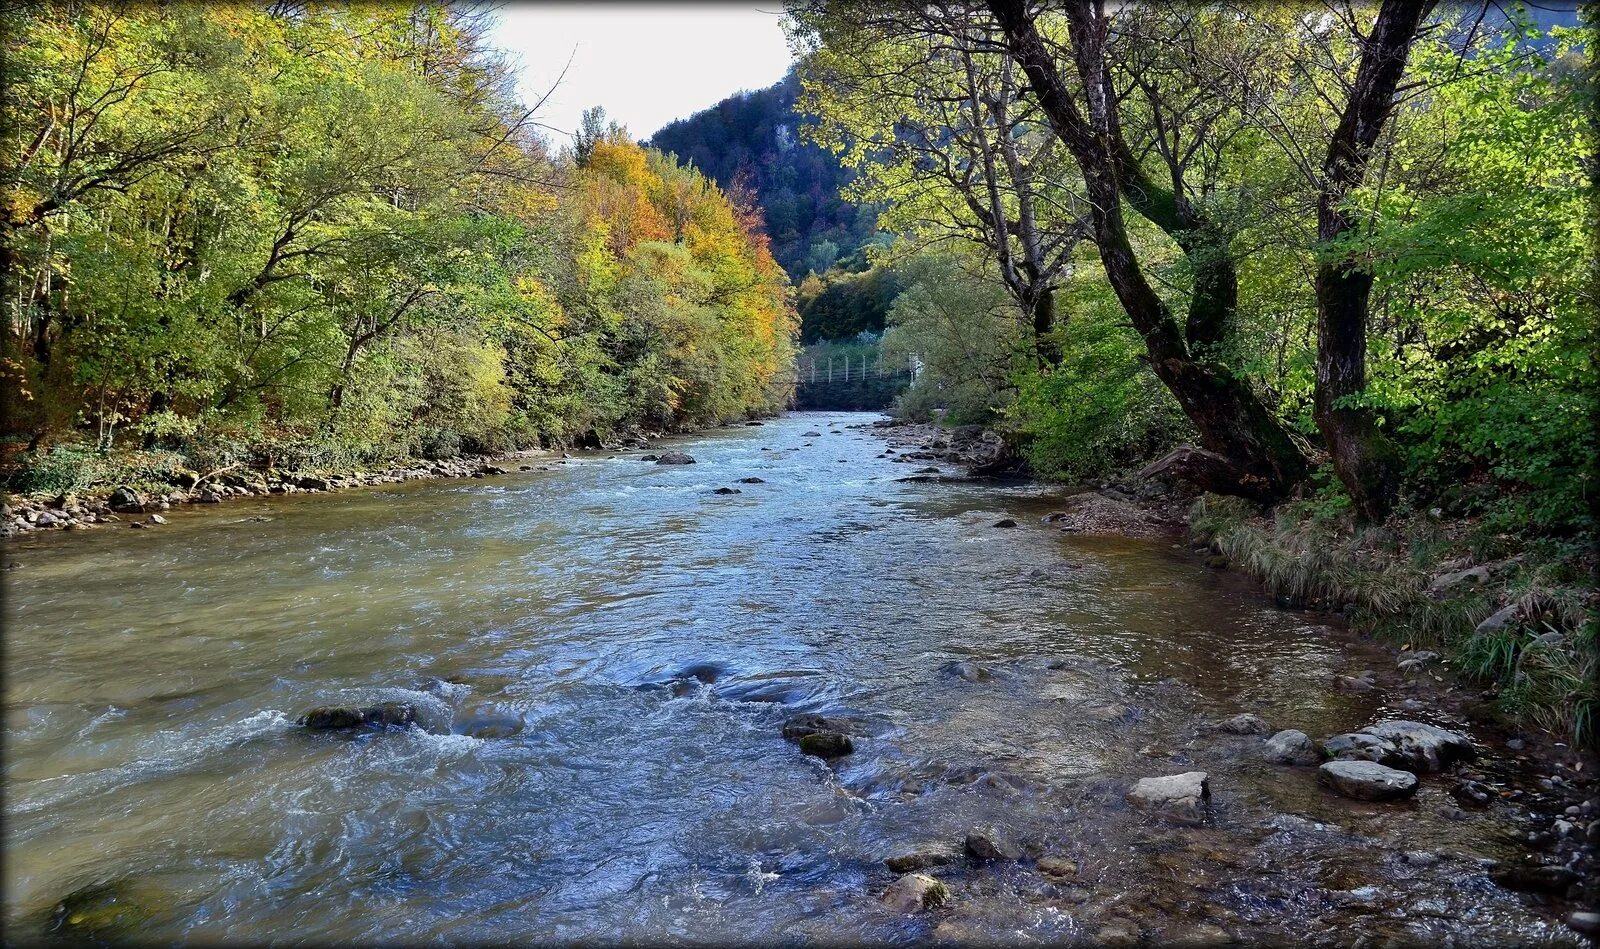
[865,414,1599,938]
[0,424,721,540]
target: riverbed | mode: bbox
[1,412,1578,944]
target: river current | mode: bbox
[1,412,1575,944]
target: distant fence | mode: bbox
[791,353,921,411]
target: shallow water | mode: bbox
[1,412,1574,944]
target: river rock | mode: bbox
[1216,713,1273,735]
[655,451,696,465]
[798,731,853,759]
[1094,918,1142,947]
[292,474,332,491]
[1397,650,1441,673]
[711,487,740,495]
[107,487,144,513]
[802,431,822,437]
[737,477,765,483]
[963,829,1021,862]
[1450,779,1494,808]
[1317,760,1419,801]
[1568,912,1600,937]
[993,518,1018,528]
[780,712,839,740]
[1128,772,1210,824]
[1262,729,1322,765]
[1324,733,1401,765]
[943,660,994,683]
[1036,856,1078,878]
[1358,720,1475,772]
[881,873,948,913]
[885,844,960,873]
[46,881,151,939]
[299,702,416,731]
[1490,862,1578,894]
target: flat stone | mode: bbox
[1317,760,1419,801]
[1128,772,1210,824]
[881,873,948,913]
[1262,729,1322,765]
[655,451,696,465]
[299,702,416,731]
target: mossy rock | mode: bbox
[45,881,152,941]
[798,731,854,759]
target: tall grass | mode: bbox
[1189,494,1597,747]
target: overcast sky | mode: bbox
[487,3,795,145]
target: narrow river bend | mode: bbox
[2,412,1572,944]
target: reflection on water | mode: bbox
[1,413,1570,943]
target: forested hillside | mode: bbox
[648,71,881,284]
[1,4,796,491]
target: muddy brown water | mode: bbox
[1,412,1578,944]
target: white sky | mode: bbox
[487,3,795,145]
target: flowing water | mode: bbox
[1,412,1576,944]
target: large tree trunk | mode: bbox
[1313,0,1435,521]
[989,0,1309,501]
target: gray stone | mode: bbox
[1317,760,1419,801]
[655,451,696,465]
[1128,771,1210,825]
[1324,733,1401,765]
[1428,565,1492,595]
[1475,604,1520,636]
[963,829,1021,862]
[1358,720,1475,772]
[1216,713,1273,735]
[1262,729,1322,765]
[107,487,144,513]
[881,873,948,913]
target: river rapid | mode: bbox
[1,412,1579,944]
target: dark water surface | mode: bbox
[2,413,1573,944]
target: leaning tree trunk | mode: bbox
[1313,0,1436,522]
[989,0,1309,502]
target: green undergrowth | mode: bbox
[1189,494,1597,747]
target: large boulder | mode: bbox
[107,487,145,514]
[1324,733,1402,766]
[1317,760,1419,801]
[1358,720,1475,773]
[298,702,416,731]
[655,451,696,465]
[1262,729,1322,765]
[1128,772,1210,825]
[881,873,949,913]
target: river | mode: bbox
[1,412,1576,944]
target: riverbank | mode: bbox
[0,421,780,540]
[870,415,1599,922]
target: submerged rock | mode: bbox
[1262,729,1322,765]
[993,518,1018,528]
[1036,856,1078,878]
[1450,779,1494,808]
[881,873,948,913]
[298,702,416,731]
[798,731,854,759]
[1317,760,1419,801]
[1215,713,1273,735]
[46,881,151,939]
[1358,720,1475,772]
[655,451,696,465]
[711,487,741,495]
[963,829,1021,862]
[1491,862,1578,894]
[1128,772,1210,825]
[884,844,961,873]
[943,660,994,683]
[737,477,765,484]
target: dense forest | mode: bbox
[1,3,796,492]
